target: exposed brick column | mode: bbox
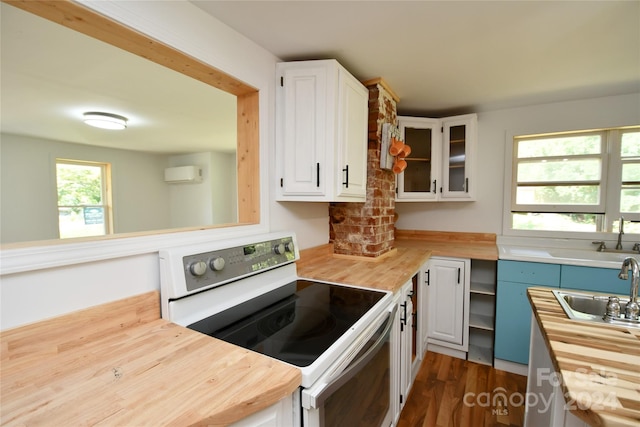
[329,79,399,258]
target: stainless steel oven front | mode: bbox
[159,232,395,427]
[300,303,396,427]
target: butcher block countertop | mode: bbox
[528,288,640,427]
[0,291,301,427]
[297,230,498,292]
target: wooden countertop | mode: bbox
[297,231,497,293]
[528,288,640,427]
[0,291,301,426]
[297,244,431,293]
[395,230,498,261]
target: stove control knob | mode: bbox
[189,260,207,277]
[210,256,225,271]
[274,243,286,255]
[285,242,294,253]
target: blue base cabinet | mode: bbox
[495,259,632,366]
[495,280,558,365]
[561,265,629,295]
[495,261,560,365]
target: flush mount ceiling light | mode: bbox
[83,112,128,130]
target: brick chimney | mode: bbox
[329,79,399,258]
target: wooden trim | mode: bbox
[395,229,497,245]
[237,91,260,223]
[3,0,261,228]
[361,77,400,103]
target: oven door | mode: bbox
[301,304,396,427]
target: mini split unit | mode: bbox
[164,166,202,184]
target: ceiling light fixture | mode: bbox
[83,112,128,130]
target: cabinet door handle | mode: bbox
[465,177,469,193]
[400,302,407,325]
[457,268,461,284]
[426,269,430,286]
[432,179,437,194]
[316,163,320,187]
[342,165,349,188]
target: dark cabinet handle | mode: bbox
[465,177,469,193]
[400,302,407,325]
[342,165,349,188]
[432,179,437,194]
[316,163,320,187]
[457,268,461,284]
[426,269,430,286]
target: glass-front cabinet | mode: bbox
[396,114,477,202]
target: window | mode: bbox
[56,159,112,239]
[511,126,640,234]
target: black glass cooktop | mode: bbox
[188,280,385,367]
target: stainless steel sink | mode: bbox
[553,290,640,328]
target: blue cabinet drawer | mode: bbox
[561,265,630,295]
[497,260,561,286]
[495,280,558,365]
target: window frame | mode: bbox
[504,125,640,239]
[613,129,640,223]
[56,158,113,239]
[511,129,608,215]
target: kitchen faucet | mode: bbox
[616,217,624,250]
[618,256,639,320]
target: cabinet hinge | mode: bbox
[280,76,284,87]
[395,187,398,194]
[400,394,404,404]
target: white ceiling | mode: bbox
[1,3,237,154]
[3,1,638,156]
[192,0,640,116]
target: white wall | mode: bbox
[395,93,640,235]
[165,151,238,226]
[0,133,172,243]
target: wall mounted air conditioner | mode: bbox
[164,166,202,184]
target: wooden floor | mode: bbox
[397,352,528,427]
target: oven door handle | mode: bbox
[302,304,397,409]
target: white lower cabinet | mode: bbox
[417,262,430,376]
[392,276,423,425]
[399,280,414,408]
[230,392,297,427]
[525,317,588,427]
[425,257,470,354]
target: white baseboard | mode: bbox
[494,358,528,376]
[427,343,467,360]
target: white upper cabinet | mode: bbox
[396,113,477,202]
[275,60,368,201]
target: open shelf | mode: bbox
[468,259,497,367]
[468,327,494,366]
[468,343,493,366]
[470,281,495,295]
[469,312,494,331]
